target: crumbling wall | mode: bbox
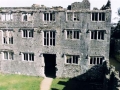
[73,61,120,90]
[103,61,120,90]
[71,0,90,10]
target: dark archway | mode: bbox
[43,54,56,77]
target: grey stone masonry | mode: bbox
[0,0,111,77]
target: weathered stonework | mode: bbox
[0,0,111,77]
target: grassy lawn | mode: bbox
[50,78,69,90]
[0,74,43,90]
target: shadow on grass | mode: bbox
[51,64,106,90]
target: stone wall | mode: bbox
[0,0,111,77]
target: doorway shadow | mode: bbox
[44,54,56,78]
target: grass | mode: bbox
[0,74,43,90]
[50,78,69,90]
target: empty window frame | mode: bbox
[91,12,105,21]
[1,13,13,21]
[22,29,34,38]
[44,31,55,46]
[2,30,13,44]
[43,13,55,21]
[90,56,104,65]
[73,12,79,21]
[66,55,79,64]
[91,30,104,40]
[23,53,34,61]
[66,12,73,21]
[67,30,80,39]
[66,12,79,21]
[3,51,14,60]
[22,13,33,21]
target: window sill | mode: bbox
[2,44,13,45]
[43,21,56,22]
[64,63,79,66]
[22,60,34,62]
[66,21,80,22]
[89,64,102,66]
[21,21,32,22]
[43,45,55,47]
[22,37,33,39]
[0,20,13,22]
[66,39,80,40]
[90,39,104,41]
[91,21,105,22]
[3,59,13,60]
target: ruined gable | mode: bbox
[70,0,90,10]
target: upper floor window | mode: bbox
[3,51,14,60]
[44,31,55,46]
[22,13,33,21]
[22,29,34,38]
[2,30,13,44]
[66,12,79,21]
[22,53,34,61]
[91,12,105,21]
[90,56,104,65]
[66,55,79,64]
[1,13,13,21]
[91,30,104,40]
[66,30,80,39]
[43,13,55,21]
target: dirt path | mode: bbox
[40,77,53,90]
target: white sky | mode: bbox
[0,0,119,23]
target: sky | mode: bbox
[0,0,119,23]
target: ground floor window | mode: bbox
[90,56,104,65]
[3,51,14,60]
[22,53,34,61]
[66,55,79,64]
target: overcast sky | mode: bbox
[0,0,119,23]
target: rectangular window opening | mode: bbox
[3,30,13,44]
[44,31,55,46]
[92,12,105,21]
[90,56,104,65]
[91,30,104,40]
[66,55,79,64]
[67,30,80,39]
[3,51,14,60]
[22,29,34,38]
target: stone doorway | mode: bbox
[43,54,56,77]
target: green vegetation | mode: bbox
[50,78,69,90]
[0,74,43,90]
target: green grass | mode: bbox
[0,74,43,90]
[50,78,69,90]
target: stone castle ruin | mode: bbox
[0,0,112,78]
